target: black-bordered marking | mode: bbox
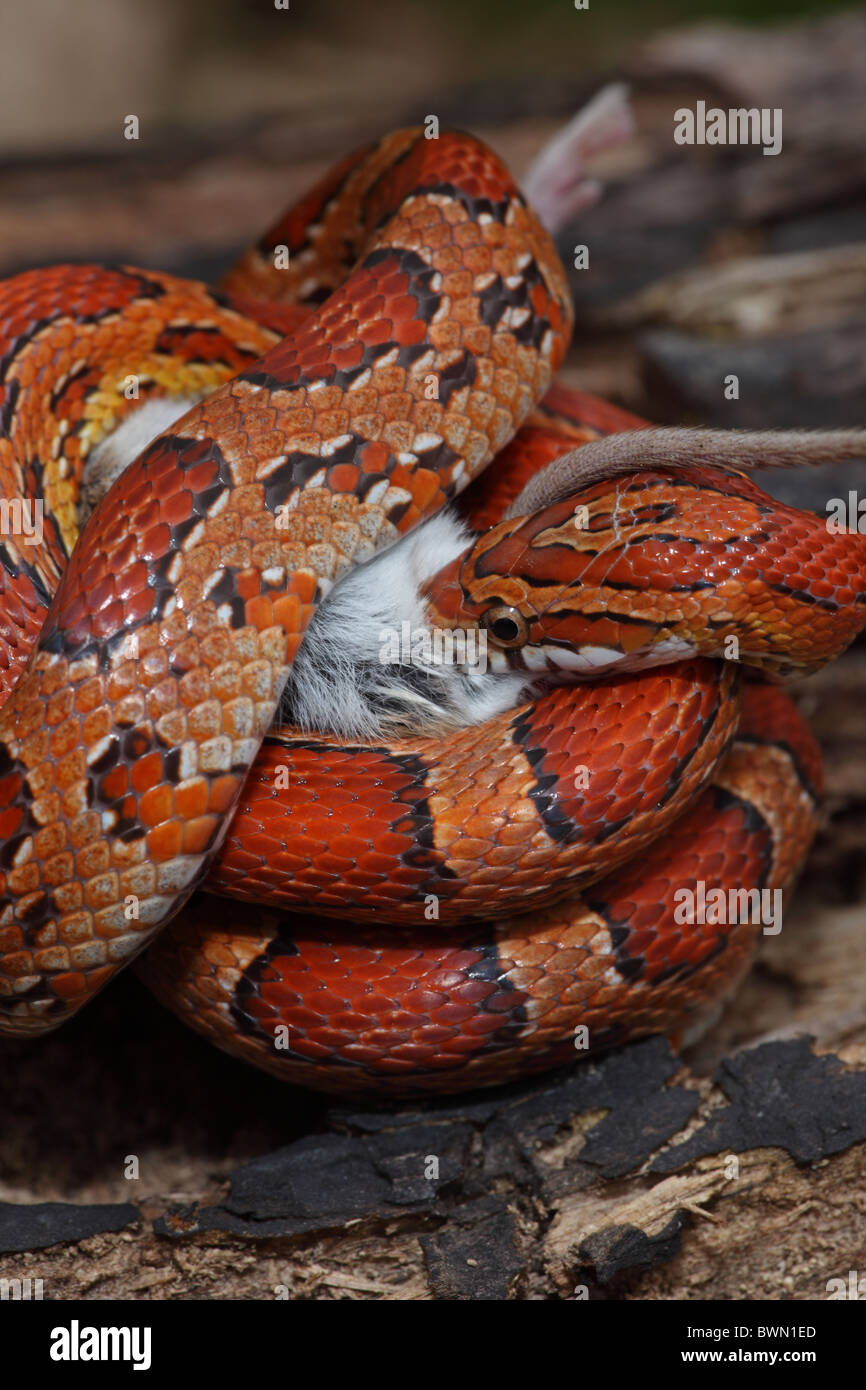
[229,919,528,1073]
[591,783,773,987]
[510,667,737,847]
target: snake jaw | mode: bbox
[281,510,530,739]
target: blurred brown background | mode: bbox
[4,0,841,156]
[2,0,864,437]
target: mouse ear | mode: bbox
[522,82,635,234]
[505,428,866,518]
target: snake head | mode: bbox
[424,460,866,683]
[284,429,866,739]
[423,483,704,680]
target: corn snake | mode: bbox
[0,127,864,1098]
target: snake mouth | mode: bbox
[281,511,532,740]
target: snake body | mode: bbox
[0,129,864,1096]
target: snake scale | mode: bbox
[1,128,865,1097]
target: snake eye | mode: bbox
[480,604,529,649]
